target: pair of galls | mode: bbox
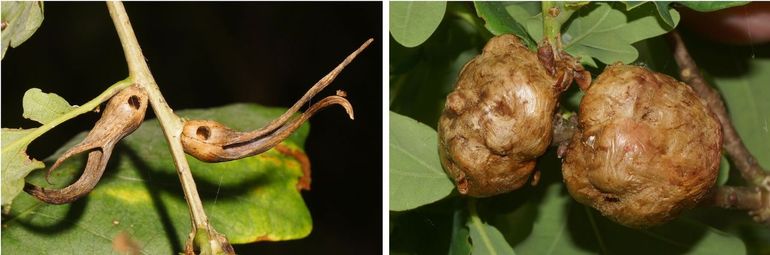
[24,38,373,205]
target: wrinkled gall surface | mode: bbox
[562,64,722,228]
[438,34,583,197]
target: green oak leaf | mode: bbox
[562,2,680,67]
[390,1,447,48]
[677,1,749,12]
[623,1,647,10]
[712,58,770,171]
[449,206,472,255]
[490,183,746,254]
[1,128,45,210]
[2,103,313,253]
[389,111,454,211]
[623,2,676,28]
[2,88,80,209]
[22,88,78,125]
[468,205,517,255]
[653,2,675,28]
[1,1,44,59]
[499,2,678,67]
[474,2,535,49]
[504,2,578,46]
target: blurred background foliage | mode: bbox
[2,2,382,254]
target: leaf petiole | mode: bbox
[2,78,133,155]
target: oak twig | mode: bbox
[668,30,770,226]
[107,2,233,253]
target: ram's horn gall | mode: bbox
[24,85,149,204]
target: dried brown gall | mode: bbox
[561,64,722,228]
[438,34,588,197]
[25,85,149,204]
[181,96,353,162]
[180,38,372,163]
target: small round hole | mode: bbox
[128,95,141,109]
[196,126,211,140]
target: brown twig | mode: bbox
[710,186,769,226]
[668,30,770,226]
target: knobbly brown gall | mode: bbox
[438,34,587,197]
[561,64,722,228]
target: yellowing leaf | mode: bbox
[22,88,77,125]
[3,103,313,253]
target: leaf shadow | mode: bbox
[118,145,276,202]
[9,195,89,236]
[679,29,770,79]
[564,193,713,255]
[8,149,113,234]
[483,149,566,248]
[118,143,182,253]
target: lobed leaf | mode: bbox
[1,128,45,210]
[2,103,313,253]
[677,1,749,12]
[1,1,44,59]
[474,2,535,49]
[562,2,680,67]
[490,2,679,67]
[390,1,447,48]
[2,88,80,209]
[22,88,77,125]
[389,111,454,211]
[653,1,675,28]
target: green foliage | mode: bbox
[490,183,745,255]
[467,200,516,255]
[652,1,675,28]
[1,1,44,59]
[1,128,44,211]
[678,1,749,12]
[474,2,534,49]
[712,58,770,172]
[1,88,81,210]
[22,88,77,125]
[390,1,447,48]
[561,2,679,67]
[2,104,313,253]
[390,1,766,254]
[449,207,472,255]
[389,111,454,211]
[390,2,485,128]
[484,2,678,67]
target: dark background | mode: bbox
[1,2,382,254]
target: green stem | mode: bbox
[2,79,133,154]
[106,2,230,253]
[468,198,499,255]
[542,1,560,49]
